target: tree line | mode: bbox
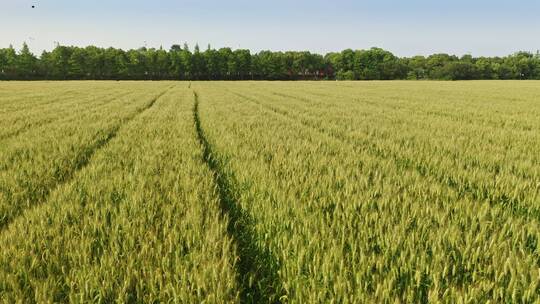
[1,43,540,80]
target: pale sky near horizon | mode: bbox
[1,0,539,57]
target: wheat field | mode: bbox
[0,81,539,303]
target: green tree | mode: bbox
[233,49,251,80]
[426,53,458,79]
[191,44,206,80]
[0,46,17,79]
[48,45,72,79]
[475,57,496,79]
[155,47,170,79]
[442,61,478,80]
[68,47,87,79]
[17,43,38,79]
[406,56,428,79]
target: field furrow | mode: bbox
[193,91,285,303]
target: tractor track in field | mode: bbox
[192,90,285,304]
[228,89,540,223]
[0,86,173,232]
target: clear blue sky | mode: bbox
[2,0,539,56]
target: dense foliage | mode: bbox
[1,43,540,80]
